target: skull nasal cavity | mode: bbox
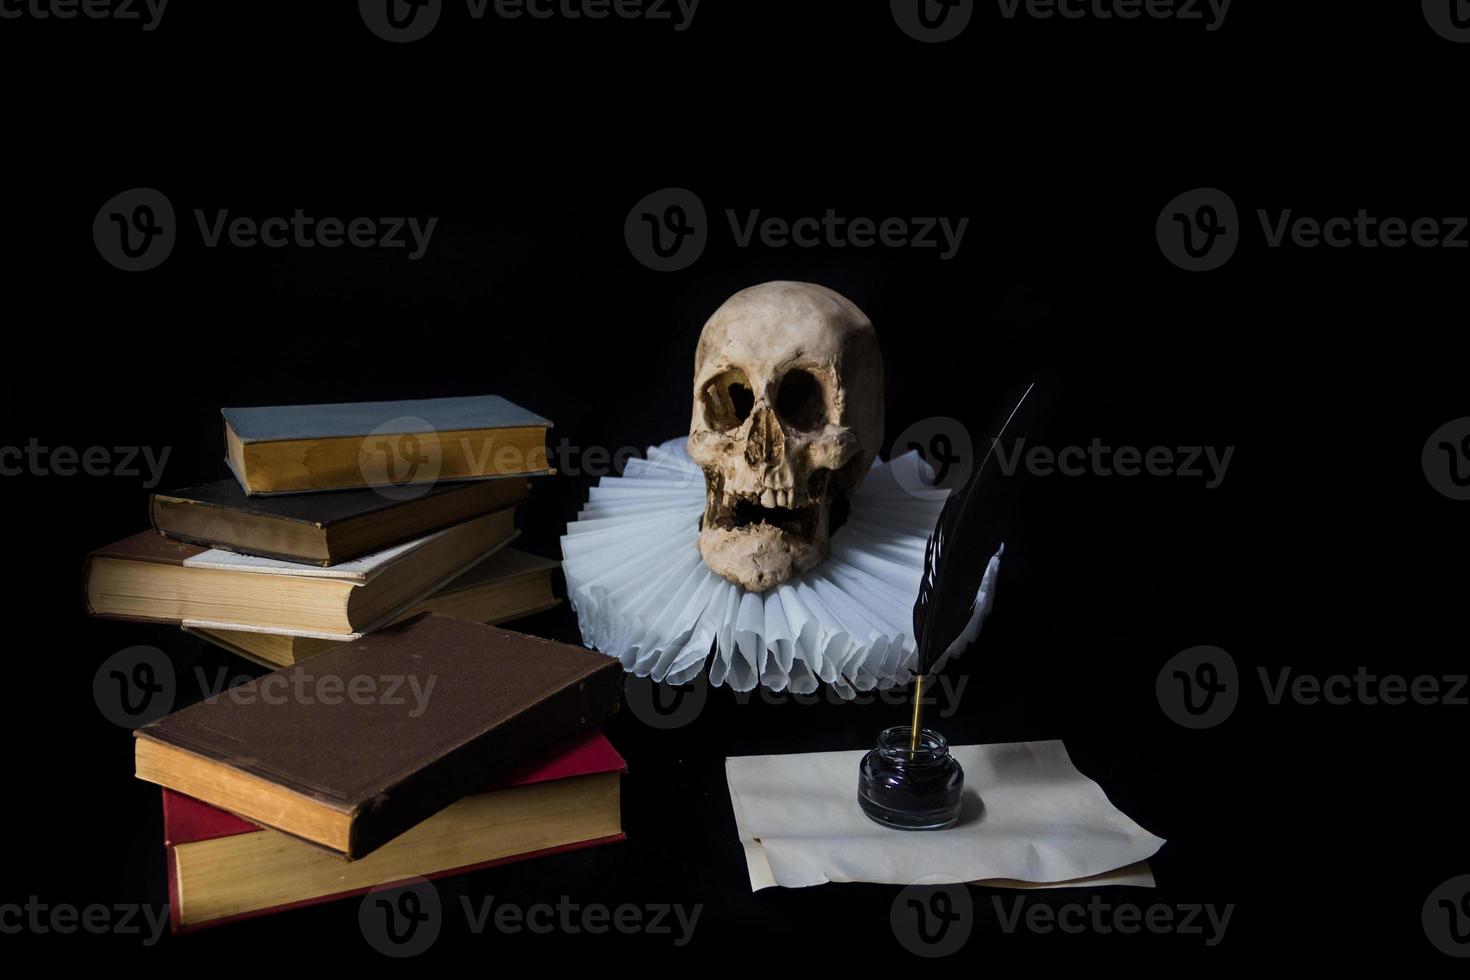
[745,406,785,467]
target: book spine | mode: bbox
[347,663,624,859]
[170,833,625,933]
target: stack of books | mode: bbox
[85,395,628,932]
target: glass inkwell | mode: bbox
[858,666,967,830]
[858,723,965,830]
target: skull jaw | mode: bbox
[697,519,830,593]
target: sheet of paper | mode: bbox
[726,739,1165,890]
[181,528,436,581]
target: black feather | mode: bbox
[912,383,1040,676]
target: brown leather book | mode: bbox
[134,614,623,860]
[151,477,529,565]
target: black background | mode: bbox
[2,0,1466,967]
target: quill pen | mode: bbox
[909,382,1039,749]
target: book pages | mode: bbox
[181,527,445,582]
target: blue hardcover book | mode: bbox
[222,394,552,495]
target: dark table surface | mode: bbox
[3,0,1467,968]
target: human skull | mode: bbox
[688,281,884,592]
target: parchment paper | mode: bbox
[726,739,1165,890]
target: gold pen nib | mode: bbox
[909,674,927,752]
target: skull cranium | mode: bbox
[687,281,884,592]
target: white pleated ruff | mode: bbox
[560,438,1000,699]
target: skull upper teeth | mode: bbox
[715,486,807,511]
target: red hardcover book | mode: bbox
[164,731,626,933]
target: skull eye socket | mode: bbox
[775,369,826,431]
[702,369,755,431]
